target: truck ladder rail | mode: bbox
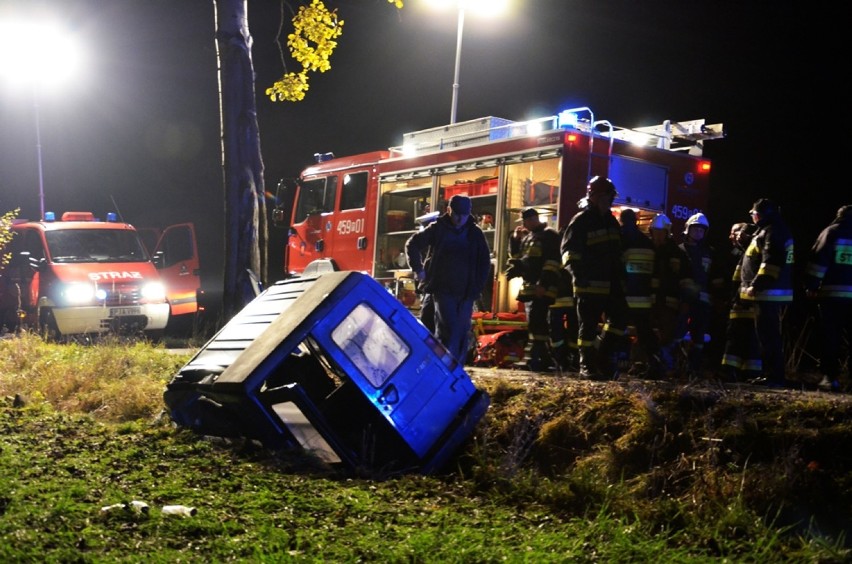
[389,110,723,159]
[603,119,725,156]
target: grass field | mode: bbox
[1,332,850,562]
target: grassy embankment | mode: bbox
[1,332,850,562]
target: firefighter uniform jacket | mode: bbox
[651,237,689,309]
[738,218,795,303]
[561,206,623,296]
[804,209,852,299]
[621,225,655,311]
[679,240,715,307]
[510,224,562,302]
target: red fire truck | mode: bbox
[272,106,724,322]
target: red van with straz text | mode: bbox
[0,211,197,341]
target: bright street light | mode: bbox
[0,19,82,220]
[427,0,509,124]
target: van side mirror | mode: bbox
[152,250,165,269]
[271,207,287,227]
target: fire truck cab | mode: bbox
[273,107,724,322]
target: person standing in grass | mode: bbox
[804,204,852,393]
[619,208,662,379]
[649,213,690,377]
[505,207,562,371]
[561,176,628,380]
[677,212,716,377]
[739,198,795,388]
[406,195,491,364]
[720,222,763,382]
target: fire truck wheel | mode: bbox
[38,308,62,343]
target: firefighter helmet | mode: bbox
[586,176,618,198]
[684,212,710,234]
[649,213,672,232]
[749,198,779,217]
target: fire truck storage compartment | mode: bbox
[386,210,412,232]
[163,270,490,475]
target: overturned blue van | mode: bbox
[164,271,490,475]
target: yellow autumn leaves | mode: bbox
[266,0,403,102]
[0,208,20,268]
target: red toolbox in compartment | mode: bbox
[474,178,498,195]
[443,184,471,199]
[444,177,498,199]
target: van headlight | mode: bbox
[141,281,166,302]
[63,282,96,304]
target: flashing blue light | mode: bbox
[557,110,579,129]
[44,211,56,222]
[106,212,117,222]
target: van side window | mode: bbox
[159,226,193,266]
[331,302,410,388]
[295,176,338,223]
[340,172,367,211]
[15,230,45,261]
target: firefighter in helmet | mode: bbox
[506,207,562,371]
[720,222,763,382]
[677,212,716,377]
[649,213,689,376]
[804,204,852,392]
[740,198,795,388]
[560,176,629,380]
[619,208,662,378]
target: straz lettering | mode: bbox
[88,271,144,281]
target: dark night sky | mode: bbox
[0,1,823,291]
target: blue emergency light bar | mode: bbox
[558,110,579,129]
[558,106,595,130]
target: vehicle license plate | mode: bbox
[110,307,141,317]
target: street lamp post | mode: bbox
[450,7,464,124]
[0,20,81,220]
[33,86,46,222]
[430,0,509,125]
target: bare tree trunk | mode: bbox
[214,0,268,320]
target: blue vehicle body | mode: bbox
[164,270,490,475]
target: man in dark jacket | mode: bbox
[804,204,852,392]
[739,198,795,388]
[561,176,628,380]
[405,195,491,364]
